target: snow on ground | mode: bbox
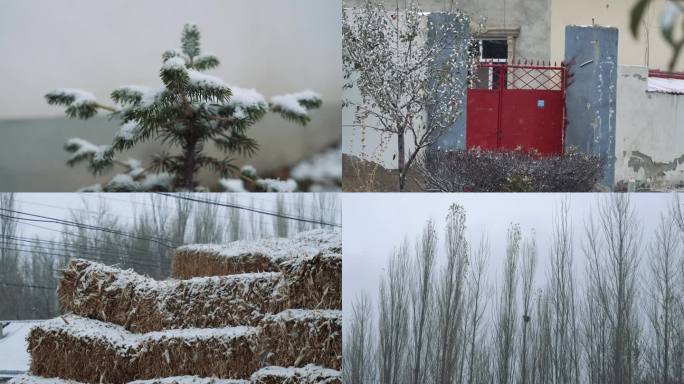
[0,321,42,377]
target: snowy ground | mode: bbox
[0,321,41,377]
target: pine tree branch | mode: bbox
[96,103,117,112]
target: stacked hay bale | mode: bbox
[12,229,341,384]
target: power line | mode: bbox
[0,281,56,291]
[0,244,164,270]
[77,191,340,215]
[0,209,179,248]
[156,193,341,227]
[2,236,168,269]
[75,193,307,231]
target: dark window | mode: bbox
[482,39,508,60]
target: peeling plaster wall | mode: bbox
[615,65,684,188]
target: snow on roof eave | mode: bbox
[647,76,684,95]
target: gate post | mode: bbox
[564,25,618,189]
[427,12,470,150]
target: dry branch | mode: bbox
[28,315,259,383]
[259,310,342,370]
[250,365,341,384]
[58,259,281,333]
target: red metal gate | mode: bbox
[466,61,566,155]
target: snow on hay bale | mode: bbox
[170,229,341,279]
[250,365,341,384]
[273,253,341,310]
[9,375,249,384]
[27,315,259,383]
[259,309,342,370]
[58,259,281,333]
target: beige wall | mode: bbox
[551,0,675,70]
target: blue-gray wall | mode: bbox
[427,12,470,150]
[564,25,618,188]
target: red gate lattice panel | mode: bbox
[467,61,566,155]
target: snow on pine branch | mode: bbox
[111,85,154,107]
[64,138,112,169]
[187,70,230,92]
[162,56,187,71]
[270,90,322,124]
[192,53,220,70]
[45,88,99,119]
[116,121,140,141]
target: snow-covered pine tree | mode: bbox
[46,23,322,192]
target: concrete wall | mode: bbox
[344,0,550,61]
[615,65,684,188]
[551,0,676,70]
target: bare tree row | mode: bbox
[344,195,684,384]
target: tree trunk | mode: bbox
[397,131,405,192]
[179,137,199,190]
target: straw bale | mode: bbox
[272,254,341,310]
[9,375,248,384]
[250,365,341,384]
[58,259,280,333]
[171,230,341,279]
[27,315,259,383]
[259,310,341,370]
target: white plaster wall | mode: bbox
[615,65,684,187]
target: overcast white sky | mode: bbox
[0,0,341,119]
[342,193,676,316]
[9,193,340,241]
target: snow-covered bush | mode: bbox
[46,24,321,191]
[420,148,604,192]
